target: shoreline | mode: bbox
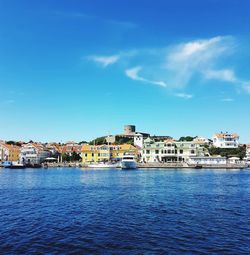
[0,162,250,170]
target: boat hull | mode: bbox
[121,161,137,170]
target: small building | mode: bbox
[212,132,239,148]
[193,137,211,145]
[228,156,241,165]
[81,144,137,164]
[187,156,227,165]
[0,143,21,162]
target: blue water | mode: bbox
[0,168,250,255]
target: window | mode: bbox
[191,150,195,154]
[146,150,150,154]
[179,150,183,154]
[155,150,159,154]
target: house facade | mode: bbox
[61,142,82,156]
[141,138,209,163]
[20,143,51,164]
[0,143,20,162]
[212,132,239,148]
[81,144,137,164]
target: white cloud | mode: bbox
[165,36,234,88]
[88,55,120,67]
[125,66,167,87]
[175,93,193,99]
[204,69,237,82]
[87,36,250,96]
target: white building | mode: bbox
[187,156,227,165]
[141,138,209,163]
[212,132,239,148]
[141,138,177,163]
[133,133,144,148]
[20,143,50,164]
[193,137,210,145]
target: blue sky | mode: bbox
[1,0,250,142]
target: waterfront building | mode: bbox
[175,141,209,161]
[141,138,209,163]
[212,132,239,148]
[0,143,20,162]
[141,138,176,163]
[187,156,227,165]
[228,156,242,165]
[19,143,51,164]
[81,144,137,164]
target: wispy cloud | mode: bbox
[175,93,193,99]
[203,69,237,83]
[165,36,235,88]
[87,35,250,96]
[88,55,120,67]
[125,66,167,87]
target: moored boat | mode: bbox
[121,154,137,170]
[3,161,26,169]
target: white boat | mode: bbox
[87,162,119,169]
[121,154,137,170]
[3,161,26,169]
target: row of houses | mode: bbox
[0,126,249,165]
[0,141,82,165]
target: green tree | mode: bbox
[71,151,82,162]
[178,136,196,142]
[62,153,70,162]
[79,141,88,145]
[209,146,246,159]
[89,136,107,145]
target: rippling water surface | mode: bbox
[0,168,250,254]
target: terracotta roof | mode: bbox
[0,143,21,151]
[164,139,175,143]
[214,133,239,138]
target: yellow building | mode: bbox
[0,143,21,162]
[81,144,137,164]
